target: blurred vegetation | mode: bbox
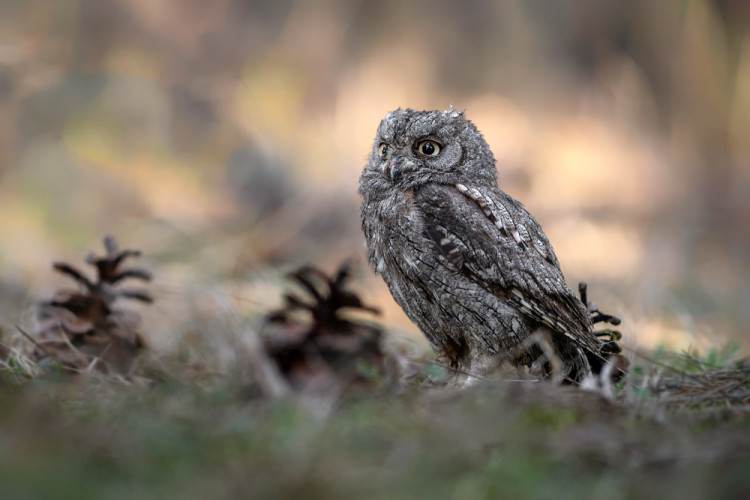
[1,348,749,500]
[0,1,749,497]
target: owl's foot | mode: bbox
[578,282,624,355]
[578,282,621,326]
[595,330,624,355]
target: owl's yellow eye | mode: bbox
[378,143,388,156]
[416,140,441,156]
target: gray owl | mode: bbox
[359,107,612,383]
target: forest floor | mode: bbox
[0,250,749,500]
[2,335,749,500]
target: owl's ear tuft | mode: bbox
[445,106,465,118]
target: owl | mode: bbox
[359,107,612,383]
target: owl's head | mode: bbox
[361,108,497,195]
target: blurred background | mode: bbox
[0,0,748,355]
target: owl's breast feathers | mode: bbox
[414,182,602,356]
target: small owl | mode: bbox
[359,108,609,383]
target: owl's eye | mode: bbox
[378,143,388,156]
[416,140,441,156]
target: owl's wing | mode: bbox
[416,182,600,354]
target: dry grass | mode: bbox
[627,348,750,417]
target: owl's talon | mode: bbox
[594,329,622,342]
[578,282,588,308]
[591,312,621,326]
[579,282,621,326]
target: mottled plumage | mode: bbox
[359,108,608,382]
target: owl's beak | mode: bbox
[389,155,402,181]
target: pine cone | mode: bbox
[32,236,152,375]
[262,260,385,391]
